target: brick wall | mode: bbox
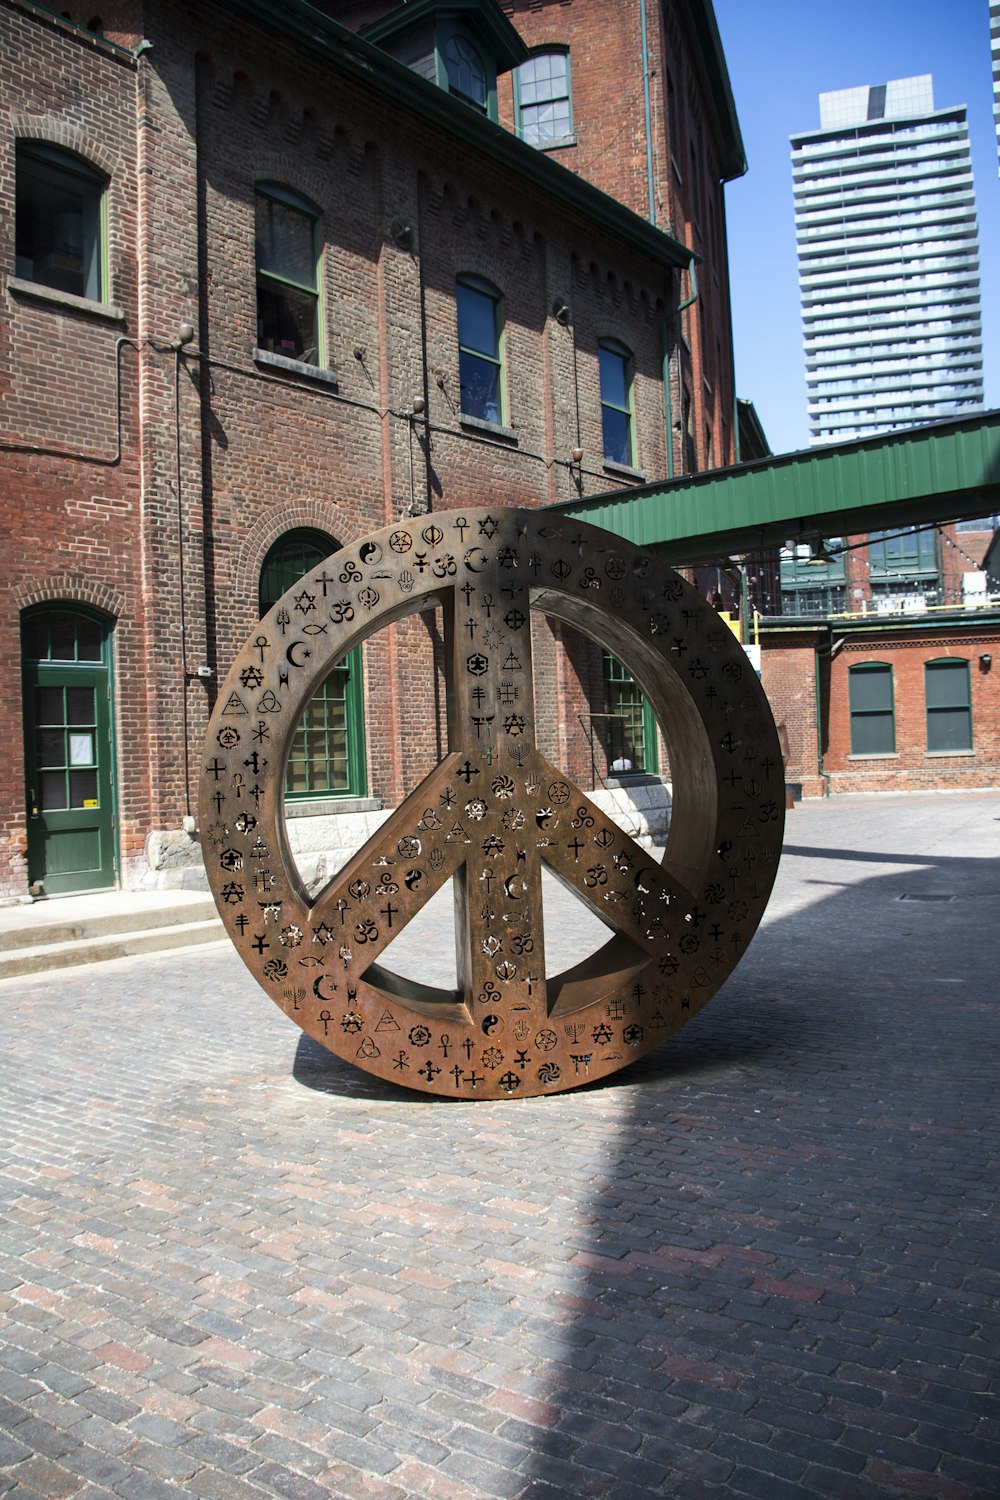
[2,0,722,897]
[760,621,1000,798]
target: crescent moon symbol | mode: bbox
[313,975,339,1002]
[464,548,486,573]
[287,640,311,668]
[503,875,526,899]
[635,867,658,894]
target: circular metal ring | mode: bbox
[200,508,784,1098]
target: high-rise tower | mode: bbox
[790,75,983,445]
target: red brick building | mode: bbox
[1,0,745,898]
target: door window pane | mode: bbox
[66,686,95,726]
[70,769,99,807]
[40,770,67,811]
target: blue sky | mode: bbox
[714,0,997,456]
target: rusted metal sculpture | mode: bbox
[200,509,784,1098]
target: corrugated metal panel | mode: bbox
[557,411,1000,561]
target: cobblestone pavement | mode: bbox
[1,791,999,1500]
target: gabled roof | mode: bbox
[361,0,529,74]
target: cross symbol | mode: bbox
[206,759,225,780]
[465,618,478,639]
[568,837,584,860]
[380,902,399,928]
[464,1070,483,1089]
[457,761,478,783]
[460,582,475,605]
[418,1060,441,1083]
[472,716,494,739]
[316,570,336,596]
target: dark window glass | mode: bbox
[599,342,633,465]
[926,659,972,751]
[444,35,487,110]
[849,663,894,754]
[16,143,104,301]
[868,528,938,575]
[457,278,502,423]
[255,186,320,364]
[516,51,571,146]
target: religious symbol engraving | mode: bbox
[201,508,783,1100]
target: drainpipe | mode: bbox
[661,260,699,481]
[814,644,831,797]
[639,0,656,225]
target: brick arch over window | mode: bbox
[234,502,352,608]
[10,112,120,180]
[13,575,124,619]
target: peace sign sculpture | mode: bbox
[200,508,783,1099]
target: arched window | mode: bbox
[848,661,895,755]
[925,658,972,752]
[16,143,106,302]
[598,340,634,466]
[456,276,504,424]
[443,34,488,112]
[259,532,366,798]
[255,183,321,365]
[515,49,572,148]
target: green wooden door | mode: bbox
[23,610,116,894]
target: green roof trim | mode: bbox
[223,0,694,272]
[361,0,529,73]
[553,410,1000,565]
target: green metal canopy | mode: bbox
[553,410,1000,565]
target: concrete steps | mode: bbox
[0,892,225,980]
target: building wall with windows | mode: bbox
[760,614,1000,797]
[0,0,739,899]
[791,75,984,448]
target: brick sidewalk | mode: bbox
[1,792,999,1499]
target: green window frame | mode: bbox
[603,651,658,775]
[514,49,573,147]
[255,183,322,366]
[848,661,895,755]
[925,658,972,752]
[868,528,938,578]
[457,275,504,424]
[599,340,634,466]
[440,30,494,116]
[16,142,107,302]
[259,531,366,799]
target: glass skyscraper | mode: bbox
[790,75,983,446]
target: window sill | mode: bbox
[459,413,518,443]
[537,134,577,152]
[254,348,337,387]
[846,753,898,761]
[603,458,646,483]
[925,748,975,758]
[286,796,382,817]
[7,276,125,323]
